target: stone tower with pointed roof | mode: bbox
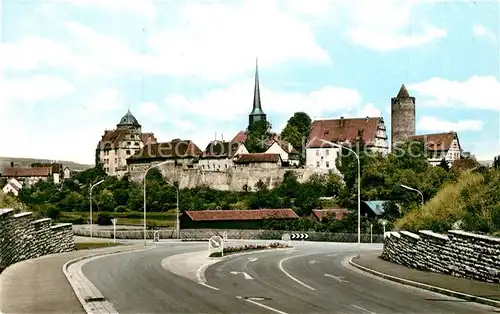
[391,84,416,151]
[248,58,267,129]
[96,110,157,176]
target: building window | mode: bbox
[127,141,131,145]
[130,135,135,139]
[135,142,140,146]
[326,149,329,156]
[126,150,131,155]
[225,164,228,169]
[316,161,320,167]
[326,161,330,168]
[115,158,117,163]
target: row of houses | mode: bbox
[180,201,388,229]
[1,163,80,196]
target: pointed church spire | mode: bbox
[396,84,410,99]
[253,57,262,111]
[248,57,267,129]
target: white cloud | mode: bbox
[68,0,157,20]
[407,75,500,111]
[472,24,496,41]
[2,2,331,82]
[357,103,382,117]
[344,1,447,51]
[164,80,362,122]
[418,116,483,132]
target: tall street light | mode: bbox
[89,179,105,240]
[164,180,180,239]
[400,184,424,207]
[144,160,171,246]
[321,139,361,259]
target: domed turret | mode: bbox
[117,110,141,129]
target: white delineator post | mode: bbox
[111,218,118,243]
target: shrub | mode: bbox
[97,213,112,225]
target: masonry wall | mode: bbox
[381,230,500,283]
[0,208,75,271]
[129,163,315,191]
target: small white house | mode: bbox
[410,131,462,166]
[198,141,248,171]
[2,178,23,196]
[265,139,300,166]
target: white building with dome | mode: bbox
[96,110,157,176]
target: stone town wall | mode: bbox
[381,230,500,283]
[129,163,315,191]
[72,227,383,243]
[0,208,75,271]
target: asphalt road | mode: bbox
[82,242,497,314]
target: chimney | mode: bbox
[340,116,344,127]
[221,133,224,141]
[215,132,217,141]
[366,116,369,122]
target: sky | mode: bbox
[1,0,499,164]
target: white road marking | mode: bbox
[278,255,316,291]
[236,296,288,314]
[248,257,258,262]
[309,260,319,264]
[324,274,348,283]
[326,253,342,257]
[230,271,254,280]
[351,304,377,314]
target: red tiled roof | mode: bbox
[1,167,53,177]
[312,208,349,221]
[141,133,157,145]
[232,131,248,143]
[266,138,299,154]
[128,139,202,160]
[307,117,382,148]
[410,132,458,151]
[97,130,156,150]
[184,209,299,221]
[233,153,281,163]
[202,141,243,158]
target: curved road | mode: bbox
[82,242,496,313]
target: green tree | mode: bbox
[95,189,117,212]
[438,158,450,171]
[281,112,312,161]
[246,120,272,153]
[60,191,85,211]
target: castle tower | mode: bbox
[248,58,267,129]
[391,84,415,150]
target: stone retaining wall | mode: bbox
[381,230,500,283]
[0,208,75,271]
[72,226,384,243]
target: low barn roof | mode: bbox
[183,209,298,221]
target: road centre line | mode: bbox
[352,304,377,314]
[278,255,316,291]
[236,296,288,314]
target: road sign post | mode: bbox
[153,230,160,242]
[208,235,223,257]
[281,233,291,246]
[222,231,228,242]
[111,218,118,243]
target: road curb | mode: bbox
[63,244,153,314]
[349,256,500,309]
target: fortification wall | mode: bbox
[382,230,500,283]
[129,163,315,191]
[0,208,74,271]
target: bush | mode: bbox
[97,213,112,225]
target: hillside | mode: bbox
[395,168,500,235]
[0,156,93,173]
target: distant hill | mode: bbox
[0,156,93,173]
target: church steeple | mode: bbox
[248,58,267,129]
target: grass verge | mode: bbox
[209,242,291,257]
[75,242,122,250]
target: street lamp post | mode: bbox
[400,184,424,206]
[143,160,172,246]
[164,181,180,239]
[89,179,105,240]
[321,139,361,258]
